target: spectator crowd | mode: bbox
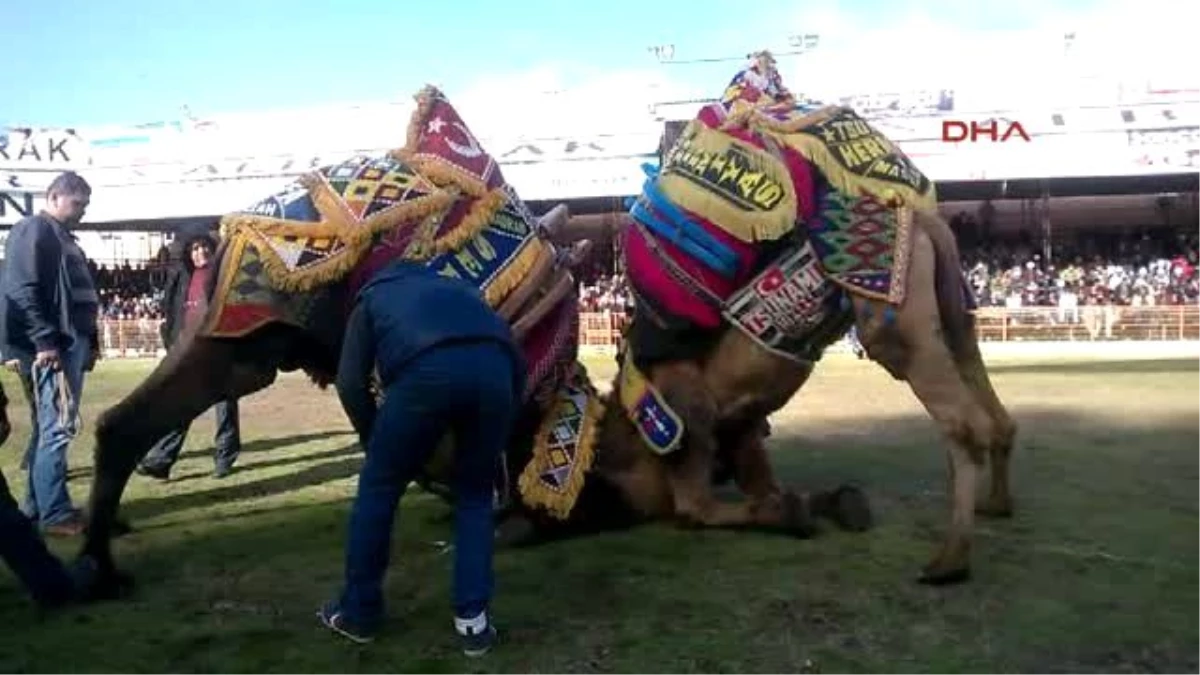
[87,229,1198,326]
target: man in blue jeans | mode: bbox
[318,259,525,657]
[0,171,100,537]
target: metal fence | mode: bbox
[97,305,1199,358]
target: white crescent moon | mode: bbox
[444,122,484,159]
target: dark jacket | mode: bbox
[335,260,527,443]
[356,260,524,386]
[0,213,99,356]
[158,231,219,349]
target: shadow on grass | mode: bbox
[164,444,363,484]
[120,444,362,522]
[3,407,1193,673]
[64,431,356,482]
[180,430,354,460]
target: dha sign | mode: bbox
[941,119,1031,143]
[798,108,931,194]
[664,129,787,212]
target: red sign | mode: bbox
[941,119,1031,143]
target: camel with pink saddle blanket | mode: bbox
[609,91,1018,585]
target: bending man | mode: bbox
[318,259,525,657]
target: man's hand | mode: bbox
[34,349,61,371]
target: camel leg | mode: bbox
[955,336,1018,518]
[656,365,816,537]
[722,419,873,533]
[855,292,991,584]
[79,335,277,595]
[903,347,990,584]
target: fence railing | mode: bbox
[96,304,1200,359]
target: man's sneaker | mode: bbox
[455,611,498,657]
[317,602,376,644]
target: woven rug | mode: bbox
[806,188,914,304]
[203,85,536,341]
[517,360,605,520]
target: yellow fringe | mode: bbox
[429,187,507,256]
[516,372,605,521]
[394,152,490,199]
[482,235,545,308]
[199,234,250,337]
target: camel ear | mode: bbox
[537,204,570,239]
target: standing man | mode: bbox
[317,259,525,657]
[136,228,241,480]
[0,171,100,537]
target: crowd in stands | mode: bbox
[92,245,171,320]
[959,228,1199,310]
[91,229,1198,325]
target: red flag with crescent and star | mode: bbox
[408,90,506,192]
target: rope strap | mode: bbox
[31,363,82,440]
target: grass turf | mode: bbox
[0,353,1196,672]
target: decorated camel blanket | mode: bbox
[619,91,939,453]
[200,85,601,520]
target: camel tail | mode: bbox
[916,209,976,363]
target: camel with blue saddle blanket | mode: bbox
[69,86,868,599]
[607,100,1018,585]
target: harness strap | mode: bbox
[630,219,728,312]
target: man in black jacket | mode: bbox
[136,229,241,480]
[0,171,100,536]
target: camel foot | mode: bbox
[812,485,873,532]
[75,554,135,601]
[782,491,818,539]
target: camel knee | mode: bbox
[940,408,992,466]
[993,416,1018,456]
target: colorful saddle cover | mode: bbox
[200,85,602,520]
[618,86,940,444]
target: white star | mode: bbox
[427,116,446,134]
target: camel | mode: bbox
[74,87,871,599]
[589,97,1019,585]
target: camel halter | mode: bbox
[31,362,82,440]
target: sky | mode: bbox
[2,0,1188,130]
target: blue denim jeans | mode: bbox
[0,467,75,606]
[21,335,90,527]
[335,340,518,628]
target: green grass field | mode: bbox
[1,354,1196,673]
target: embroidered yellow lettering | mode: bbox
[492,211,529,235]
[718,155,745,184]
[665,132,788,213]
[836,143,863,167]
[455,248,484,277]
[736,169,764,199]
[438,264,461,279]
[472,234,497,261]
[754,182,784,209]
